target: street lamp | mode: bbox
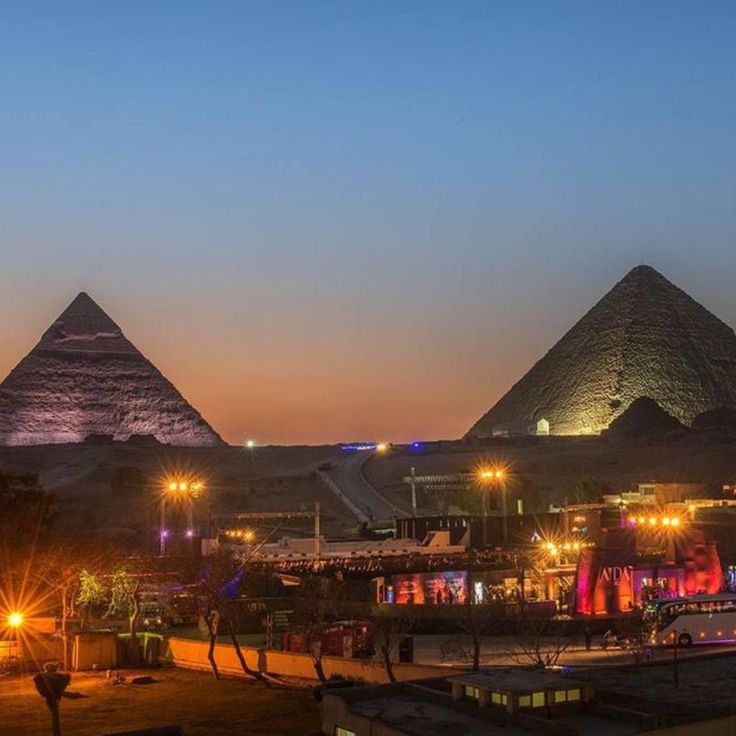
[478,467,508,547]
[7,611,23,629]
[160,478,204,554]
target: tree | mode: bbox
[292,574,355,682]
[0,473,56,547]
[76,570,107,628]
[372,606,415,683]
[104,557,159,666]
[453,599,504,671]
[106,566,143,664]
[34,541,116,670]
[193,548,245,680]
[507,613,570,668]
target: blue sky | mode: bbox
[0,2,734,443]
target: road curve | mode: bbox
[331,452,409,522]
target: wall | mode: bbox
[166,636,451,683]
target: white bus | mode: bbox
[644,594,736,647]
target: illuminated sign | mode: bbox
[391,571,467,605]
[597,565,634,587]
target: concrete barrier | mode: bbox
[166,636,454,683]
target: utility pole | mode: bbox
[501,478,508,546]
[410,467,417,515]
[482,483,488,547]
[673,630,679,689]
[314,501,320,563]
[159,497,167,555]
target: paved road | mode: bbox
[411,633,736,669]
[330,452,409,522]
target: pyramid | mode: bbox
[0,293,224,447]
[467,265,736,437]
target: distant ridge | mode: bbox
[0,293,224,447]
[467,265,736,437]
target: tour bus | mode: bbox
[644,594,736,647]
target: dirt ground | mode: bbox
[363,433,736,513]
[0,668,321,736]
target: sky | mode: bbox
[0,1,734,445]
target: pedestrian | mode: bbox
[584,623,592,651]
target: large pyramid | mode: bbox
[0,293,224,447]
[467,265,736,437]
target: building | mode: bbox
[320,666,727,735]
[575,525,722,616]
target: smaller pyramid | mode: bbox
[605,397,685,438]
[0,293,224,447]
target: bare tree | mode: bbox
[292,574,352,682]
[194,548,241,679]
[372,606,415,683]
[453,600,504,671]
[219,596,265,682]
[507,613,570,668]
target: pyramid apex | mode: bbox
[39,291,127,351]
[623,264,663,279]
[68,290,102,308]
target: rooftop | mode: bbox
[449,668,585,693]
[347,692,526,736]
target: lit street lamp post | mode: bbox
[160,479,204,555]
[6,611,23,670]
[478,468,507,547]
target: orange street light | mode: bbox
[477,466,509,546]
[7,611,23,629]
[160,477,205,554]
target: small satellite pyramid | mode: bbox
[467,265,736,437]
[0,292,224,446]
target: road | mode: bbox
[411,633,736,668]
[329,452,409,522]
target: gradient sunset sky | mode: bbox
[1,2,734,445]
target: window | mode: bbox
[567,689,581,702]
[335,728,355,736]
[518,695,531,708]
[464,685,480,700]
[532,691,545,708]
[554,690,567,703]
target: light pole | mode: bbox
[7,611,23,667]
[478,468,507,547]
[479,470,492,547]
[160,479,204,555]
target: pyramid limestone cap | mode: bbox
[38,292,136,355]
